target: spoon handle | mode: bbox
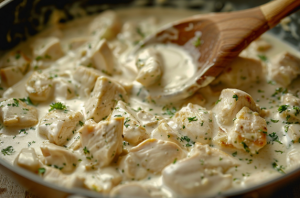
[260,0,300,28]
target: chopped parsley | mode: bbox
[49,102,67,112]
[257,54,268,62]
[268,132,282,144]
[1,146,14,156]
[194,37,202,47]
[278,105,289,113]
[173,158,177,164]
[83,147,90,154]
[272,161,285,174]
[38,168,46,175]
[232,151,237,157]
[79,121,84,126]
[187,116,198,123]
[293,106,300,116]
[215,99,222,104]
[241,142,250,153]
[233,94,238,101]
[270,119,279,123]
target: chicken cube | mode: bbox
[89,10,121,40]
[0,51,30,74]
[26,72,53,102]
[83,167,121,192]
[110,101,148,145]
[43,167,85,188]
[0,98,38,127]
[0,66,24,87]
[40,143,78,173]
[32,37,64,61]
[211,57,263,88]
[215,107,267,154]
[73,66,101,97]
[39,110,83,146]
[270,52,300,86]
[287,149,300,168]
[135,48,162,87]
[85,76,128,122]
[280,94,300,121]
[213,89,261,127]
[79,118,123,168]
[120,22,144,44]
[172,103,212,144]
[162,143,238,196]
[287,124,300,143]
[120,139,185,180]
[79,39,115,74]
[14,148,40,173]
[151,120,181,146]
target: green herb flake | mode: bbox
[233,94,238,101]
[49,102,67,112]
[1,146,14,156]
[187,116,198,123]
[79,121,84,126]
[270,119,279,123]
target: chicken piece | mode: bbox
[215,107,267,154]
[280,94,300,121]
[54,79,75,99]
[120,139,185,180]
[43,167,85,188]
[79,118,123,168]
[79,39,115,74]
[0,66,24,87]
[287,124,300,143]
[135,48,162,87]
[14,148,40,173]
[162,143,238,196]
[73,66,101,97]
[172,103,212,144]
[89,10,121,40]
[211,57,263,88]
[270,52,300,86]
[110,183,151,197]
[182,92,206,107]
[287,149,300,168]
[40,143,78,173]
[85,76,128,122]
[84,167,122,193]
[31,37,64,61]
[0,98,38,127]
[213,89,261,127]
[151,120,181,146]
[120,22,144,44]
[110,101,148,145]
[26,72,53,102]
[39,110,83,146]
[0,51,30,74]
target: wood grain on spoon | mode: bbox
[137,0,300,101]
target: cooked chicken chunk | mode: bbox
[85,76,128,122]
[89,10,121,40]
[40,143,78,173]
[39,110,83,146]
[0,66,25,87]
[26,72,53,102]
[110,101,148,145]
[120,22,144,44]
[84,167,122,192]
[14,148,40,173]
[280,94,300,121]
[287,149,300,168]
[287,124,300,143]
[31,37,64,61]
[135,48,162,87]
[151,120,181,146]
[0,98,38,127]
[79,118,123,168]
[215,107,267,154]
[43,167,85,188]
[0,51,30,73]
[120,139,185,180]
[211,57,263,88]
[270,52,300,86]
[162,143,238,196]
[172,103,212,144]
[110,183,151,197]
[213,89,261,127]
[73,66,101,96]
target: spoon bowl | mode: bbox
[131,0,300,102]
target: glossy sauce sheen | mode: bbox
[0,7,300,197]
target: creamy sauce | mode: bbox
[0,7,300,198]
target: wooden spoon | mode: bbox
[131,0,300,102]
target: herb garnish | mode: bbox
[49,102,67,112]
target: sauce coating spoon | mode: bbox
[132,0,300,102]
